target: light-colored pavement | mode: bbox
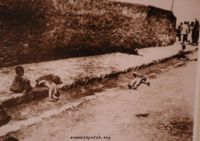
[0,42,197,103]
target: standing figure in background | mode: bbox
[180,22,189,44]
[188,22,194,44]
[192,19,199,45]
[177,22,183,41]
[10,66,32,93]
[186,21,190,43]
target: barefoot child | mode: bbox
[35,74,63,102]
[10,66,32,93]
[128,73,150,90]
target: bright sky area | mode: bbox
[112,0,200,23]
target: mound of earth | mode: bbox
[0,0,176,67]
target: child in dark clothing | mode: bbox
[10,66,32,93]
[176,44,189,61]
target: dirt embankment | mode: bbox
[0,0,176,67]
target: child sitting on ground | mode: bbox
[176,44,189,61]
[35,74,63,102]
[10,66,32,93]
[128,72,150,90]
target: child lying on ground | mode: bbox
[128,73,150,90]
[10,66,32,93]
[35,74,63,102]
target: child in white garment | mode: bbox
[35,74,63,102]
[128,73,150,90]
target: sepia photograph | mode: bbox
[0,0,199,141]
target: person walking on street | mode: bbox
[192,19,199,45]
[189,22,194,44]
[180,22,189,44]
[186,21,191,43]
[177,22,183,41]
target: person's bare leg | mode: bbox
[48,88,53,101]
[133,81,141,90]
[24,79,32,93]
[142,81,150,86]
[128,81,136,89]
[52,85,59,100]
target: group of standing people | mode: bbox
[177,19,199,45]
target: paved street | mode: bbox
[0,43,197,103]
[1,52,197,141]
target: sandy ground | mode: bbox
[2,54,197,141]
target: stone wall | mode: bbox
[0,0,176,67]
